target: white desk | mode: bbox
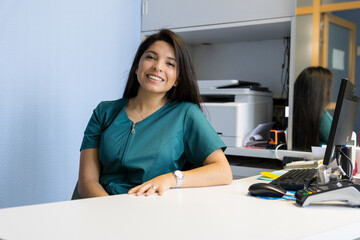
[1,177,360,240]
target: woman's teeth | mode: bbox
[148,75,163,82]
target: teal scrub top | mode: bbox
[80,98,226,195]
[320,110,333,146]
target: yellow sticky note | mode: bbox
[260,171,280,179]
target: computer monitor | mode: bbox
[321,78,359,182]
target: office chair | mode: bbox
[71,182,82,200]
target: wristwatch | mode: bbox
[173,170,184,188]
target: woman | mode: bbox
[77,29,233,198]
[292,66,333,151]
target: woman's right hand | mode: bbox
[128,173,176,196]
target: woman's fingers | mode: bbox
[128,185,141,194]
[128,173,173,196]
[128,183,157,196]
[145,184,158,196]
[128,182,165,196]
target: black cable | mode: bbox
[280,37,290,99]
[275,37,290,129]
[340,148,353,179]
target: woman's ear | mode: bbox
[174,79,179,87]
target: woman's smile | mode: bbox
[146,74,164,83]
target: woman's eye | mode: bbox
[167,62,176,67]
[146,55,155,60]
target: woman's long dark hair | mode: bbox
[292,66,333,151]
[123,29,202,109]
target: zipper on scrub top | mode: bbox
[131,123,136,134]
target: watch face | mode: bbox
[175,170,183,178]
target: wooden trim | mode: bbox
[312,0,321,66]
[320,2,360,13]
[296,7,313,15]
[328,12,357,28]
[297,1,360,15]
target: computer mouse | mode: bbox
[248,182,287,198]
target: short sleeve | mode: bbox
[80,103,104,150]
[80,99,126,150]
[183,104,226,166]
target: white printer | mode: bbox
[199,80,273,147]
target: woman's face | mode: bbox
[136,40,178,97]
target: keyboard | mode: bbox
[270,168,318,191]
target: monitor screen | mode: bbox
[323,78,359,167]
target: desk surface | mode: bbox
[1,177,360,240]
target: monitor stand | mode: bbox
[317,146,353,185]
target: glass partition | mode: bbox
[293,0,360,150]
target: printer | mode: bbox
[199,80,273,147]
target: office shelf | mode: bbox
[225,146,313,160]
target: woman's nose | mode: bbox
[152,61,163,72]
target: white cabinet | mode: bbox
[142,0,295,31]
[141,0,297,155]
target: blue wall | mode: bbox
[0,0,141,208]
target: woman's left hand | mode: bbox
[128,173,176,196]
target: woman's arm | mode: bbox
[181,148,233,187]
[78,148,109,198]
[128,148,233,196]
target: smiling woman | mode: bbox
[135,40,178,99]
[76,29,233,199]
